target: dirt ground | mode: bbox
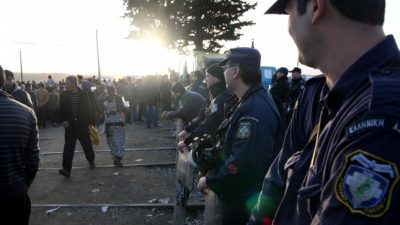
[29,120,204,225]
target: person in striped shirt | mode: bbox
[0,65,40,225]
[58,75,96,178]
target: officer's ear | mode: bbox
[311,0,327,25]
[233,66,242,80]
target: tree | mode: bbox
[123,0,257,53]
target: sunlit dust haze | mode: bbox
[0,0,187,79]
[0,0,399,80]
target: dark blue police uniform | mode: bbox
[167,90,206,126]
[297,36,400,225]
[250,35,400,225]
[297,35,400,225]
[188,79,209,100]
[206,83,282,225]
[249,75,325,225]
[184,82,232,145]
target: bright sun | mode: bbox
[97,37,190,78]
[0,0,191,79]
[132,39,182,75]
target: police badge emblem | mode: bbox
[335,149,399,217]
[210,102,218,113]
[236,121,251,139]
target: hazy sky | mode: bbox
[0,0,399,77]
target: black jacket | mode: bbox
[184,82,232,145]
[168,90,206,125]
[7,83,34,109]
[270,75,289,110]
[288,77,305,108]
[59,89,94,126]
[188,79,208,100]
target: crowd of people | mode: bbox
[6,66,305,132]
[1,0,400,224]
[6,74,175,128]
[0,59,304,224]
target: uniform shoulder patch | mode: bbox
[209,102,218,113]
[178,101,184,109]
[346,118,385,136]
[334,149,400,218]
[236,121,252,139]
[346,117,400,137]
[392,122,400,133]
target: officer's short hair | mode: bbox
[239,65,261,86]
[266,0,385,26]
[297,0,385,25]
[172,82,186,94]
[192,70,205,80]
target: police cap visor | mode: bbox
[265,0,289,14]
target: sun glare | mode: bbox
[0,0,399,80]
[132,39,180,75]
[101,37,190,78]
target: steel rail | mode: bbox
[32,203,204,208]
[40,146,176,155]
[39,162,176,170]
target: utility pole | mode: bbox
[13,42,35,82]
[96,29,101,80]
[19,50,23,81]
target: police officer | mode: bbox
[177,63,232,152]
[287,67,305,124]
[161,82,206,126]
[197,47,282,225]
[248,75,325,225]
[287,67,305,110]
[188,70,209,100]
[269,67,289,126]
[249,0,400,224]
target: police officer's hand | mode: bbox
[178,130,188,140]
[197,176,207,194]
[177,140,187,153]
[62,121,69,128]
[176,141,187,153]
[161,111,169,120]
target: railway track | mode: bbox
[39,146,176,155]
[32,203,204,208]
[29,120,204,225]
[39,162,176,170]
